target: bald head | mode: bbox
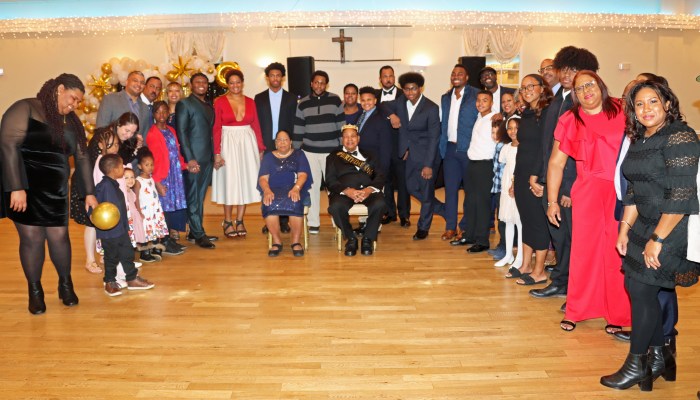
[539,58,558,88]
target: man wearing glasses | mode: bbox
[478,66,515,114]
[538,58,561,96]
[529,46,600,305]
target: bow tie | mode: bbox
[346,150,358,156]
[383,88,394,96]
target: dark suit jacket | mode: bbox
[254,88,298,152]
[325,147,385,195]
[175,95,214,164]
[358,109,392,177]
[96,90,152,136]
[538,88,576,196]
[396,96,441,168]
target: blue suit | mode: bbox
[438,86,479,231]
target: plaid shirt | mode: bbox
[491,142,505,193]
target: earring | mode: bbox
[634,115,638,121]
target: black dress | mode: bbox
[514,107,550,250]
[0,98,93,226]
[622,120,700,289]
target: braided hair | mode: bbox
[36,73,87,153]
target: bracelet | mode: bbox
[622,220,632,229]
[547,201,556,206]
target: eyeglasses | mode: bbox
[519,83,542,92]
[403,86,420,92]
[538,65,554,74]
[560,67,579,76]
[574,81,597,94]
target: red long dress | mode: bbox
[554,102,631,326]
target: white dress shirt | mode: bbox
[447,87,464,143]
[491,86,501,114]
[467,111,497,160]
[380,86,397,102]
[407,95,423,122]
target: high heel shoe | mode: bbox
[494,255,514,267]
[649,345,676,382]
[28,281,46,315]
[58,275,79,307]
[600,353,653,391]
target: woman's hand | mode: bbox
[288,186,301,202]
[616,231,629,256]
[528,176,544,197]
[155,182,167,196]
[546,202,561,227]
[214,154,225,170]
[263,188,274,206]
[84,195,98,212]
[508,184,514,198]
[135,134,144,149]
[10,190,27,212]
[643,241,663,270]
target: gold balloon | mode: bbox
[101,63,112,75]
[215,61,241,88]
[165,70,179,82]
[89,104,98,112]
[101,73,110,81]
[83,106,91,114]
[90,202,120,230]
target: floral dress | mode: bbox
[136,175,169,241]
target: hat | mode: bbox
[479,66,497,77]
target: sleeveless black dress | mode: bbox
[0,98,93,226]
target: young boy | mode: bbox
[93,154,155,296]
[463,90,498,253]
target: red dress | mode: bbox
[554,103,631,326]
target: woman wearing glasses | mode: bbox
[546,71,631,334]
[506,74,552,285]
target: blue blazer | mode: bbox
[396,96,441,168]
[438,86,479,159]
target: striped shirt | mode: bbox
[293,92,345,153]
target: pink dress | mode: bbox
[125,188,146,245]
[554,102,631,326]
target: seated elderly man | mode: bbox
[326,124,386,256]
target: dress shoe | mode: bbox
[614,330,631,342]
[57,276,79,306]
[545,265,556,272]
[381,215,396,225]
[412,229,428,240]
[400,218,411,228]
[441,230,457,241]
[450,236,474,246]
[344,237,358,256]
[309,226,320,234]
[353,222,366,236]
[600,353,653,391]
[187,233,218,242]
[28,281,46,315]
[529,284,567,298]
[467,244,489,253]
[665,337,676,358]
[195,236,216,249]
[361,237,373,255]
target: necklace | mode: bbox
[276,149,293,158]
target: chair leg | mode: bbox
[303,214,309,250]
[336,226,342,252]
[267,231,272,250]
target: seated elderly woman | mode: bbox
[257,130,312,257]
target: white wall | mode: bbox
[1,27,699,127]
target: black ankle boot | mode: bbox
[600,353,653,391]
[57,275,79,306]
[28,281,46,315]
[649,345,676,382]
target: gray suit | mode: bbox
[175,95,214,239]
[96,90,152,137]
[396,95,441,231]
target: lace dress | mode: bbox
[622,120,700,288]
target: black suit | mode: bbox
[538,88,575,288]
[175,95,214,239]
[357,108,392,179]
[377,89,411,220]
[326,147,386,241]
[254,88,298,152]
[395,95,441,231]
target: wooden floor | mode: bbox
[0,214,698,400]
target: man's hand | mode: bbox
[389,114,401,129]
[187,159,200,174]
[560,195,572,208]
[421,167,433,180]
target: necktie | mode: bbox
[383,88,393,96]
[356,111,367,132]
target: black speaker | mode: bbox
[459,56,486,89]
[287,56,315,99]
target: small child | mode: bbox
[489,119,507,258]
[134,147,169,261]
[123,167,147,252]
[495,115,523,268]
[93,154,155,296]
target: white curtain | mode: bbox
[462,28,489,56]
[193,32,226,62]
[165,32,194,61]
[488,29,524,63]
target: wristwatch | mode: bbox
[649,233,665,243]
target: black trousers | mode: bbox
[405,159,439,231]
[384,154,411,220]
[184,162,213,239]
[463,160,494,247]
[541,184,572,287]
[328,192,386,241]
[101,234,138,283]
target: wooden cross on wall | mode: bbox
[332,29,352,63]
